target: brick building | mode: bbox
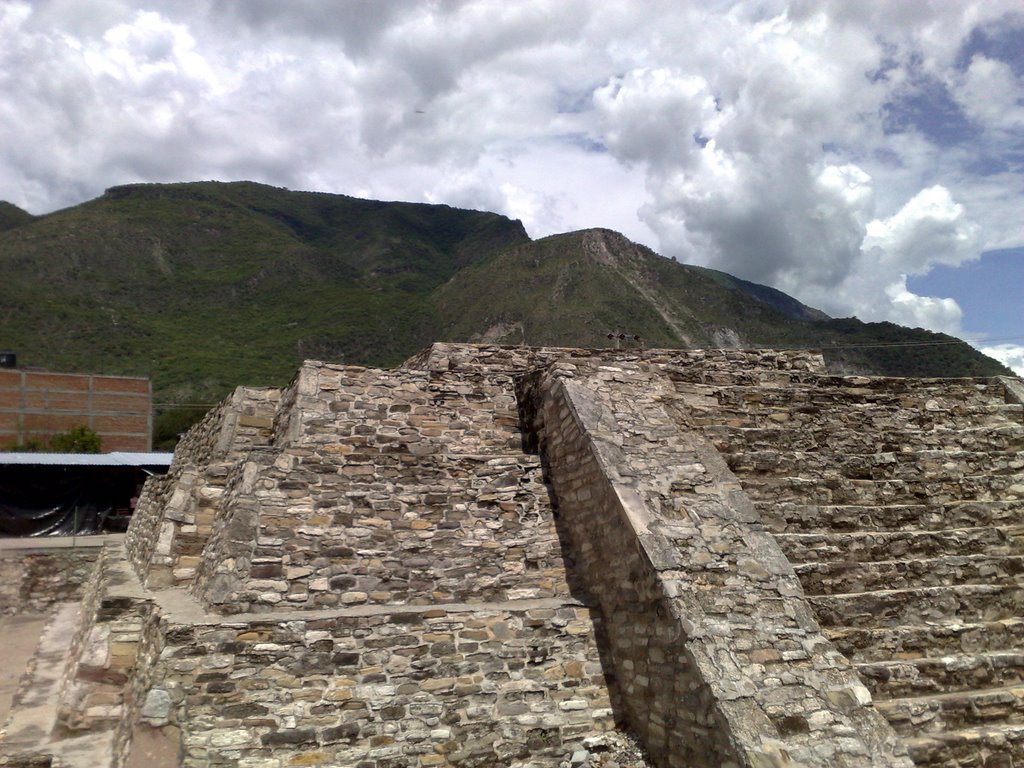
[0,365,152,451]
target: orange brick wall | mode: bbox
[0,369,152,451]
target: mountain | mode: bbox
[0,181,1010,447]
[433,228,1006,378]
[434,228,831,347]
[698,268,831,322]
[0,201,35,232]
[0,180,526,393]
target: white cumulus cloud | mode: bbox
[979,345,1024,377]
[1,0,1023,344]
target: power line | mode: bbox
[153,402,220,408]
[791,334,1024,351]
[962,335,1024,345]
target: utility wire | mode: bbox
[153,402,221,408]
[781,334,1024,351]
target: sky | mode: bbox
[2,1,1022,374]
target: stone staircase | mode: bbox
[188,362,580,614]
[3,344,1019,768]
[669,372,1024,767]
[126,359,642,768]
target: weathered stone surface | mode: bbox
[674,366,1024,767]
[0,540,105,616]
[4,343,1021,768]
[520,358,912,767]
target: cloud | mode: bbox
[862,185,980,274]
[594,68,719,167]
[883,276,964,333]
[951,54,1024,133]
[782,184,980,332]
[579,6,1007,335]
[979,344,1024,377]
[1,0,1023,344]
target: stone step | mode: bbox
[759,500,1024,535]
[827,618,1024,664]
[680,402,1023,433]
[664,365,827,388]
[858,652,1024,700]
[669,370,1002,397]
[794,554,1024,596]
[776,527,1024,564]
[904,723,1024,767]
[701,399,1018,425]
[808,584,1024,629]
[703,423,1024,455]
[1,603,83,749]
[740,472,1024,507]
[674,378,1008,408]
[876,684,1024,736]
[726,449,1024,481]
[746,389,1016,410]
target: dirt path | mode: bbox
[0,612,49,726]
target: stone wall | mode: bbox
[126,386,278,588]
[191,362,574,615]
[190,447,569,614]
[520,357,913,767]
[12,344,1019,768]
[135,601,616,768]
[1002,375,1024,407]
[274,362,524,453]
[101,352,647,767]
[0,538,107,616]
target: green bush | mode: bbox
[2,437,46,452]
[2,424,103,453]
[48,425,103,453]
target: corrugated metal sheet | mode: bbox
[0,452,173,466]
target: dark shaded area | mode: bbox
[0,201,35,232]
[154,405,212,451]
[0,465,162,536]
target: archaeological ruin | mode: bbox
[2,343,1024,767]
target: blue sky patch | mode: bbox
[956,16,1024,75]
[909,247,1024,338]
[882,77,978,146]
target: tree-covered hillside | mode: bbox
[0,182,1010,448]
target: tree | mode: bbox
[47,425,103,453]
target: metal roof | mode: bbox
[0,452,174,467]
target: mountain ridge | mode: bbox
[0,181,1010,447]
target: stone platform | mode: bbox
[1,343,1021,767]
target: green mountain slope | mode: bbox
[0,182,1010,447]
[0,181,528,400]
[434,228,1008,379]
[0,202,35,232]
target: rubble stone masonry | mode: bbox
[2,343,1023,768]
